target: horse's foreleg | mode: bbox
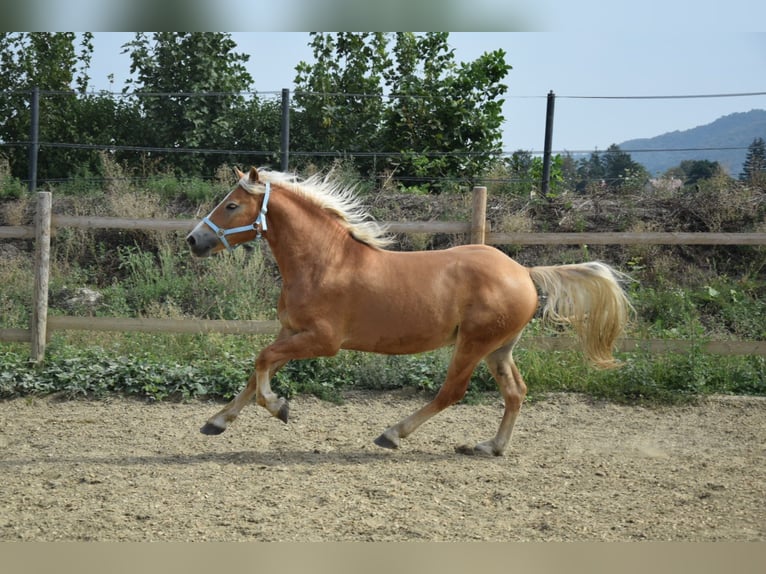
[254,357,291,421]
[200,326,338,436]
[199,357,289,435]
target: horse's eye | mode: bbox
[226,202,238,210]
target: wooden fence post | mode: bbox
[31,191,52,364]
[470,185,487,244]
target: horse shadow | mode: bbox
[0,447,465,470]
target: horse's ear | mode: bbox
[248,167,259,184]
[234,167,245,179]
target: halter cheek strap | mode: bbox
[202,181,271,251]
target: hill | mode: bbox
[618,109,766,177]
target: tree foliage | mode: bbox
[602,144,648,190]
[384,33,510,190]
[0,33,97,180]
[740,137,766,185]
[571,145,648,193]
[123,33,253,174]
[293,32,511,191]
[2,32,510,192]
[668,159,724,186]
[293,32,389,172]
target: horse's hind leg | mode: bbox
[457,339,527,456]
[374,342,483,450]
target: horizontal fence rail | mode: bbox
[20,318,766,357]
[5,219,766,246]
[487,231,766,246]
[1,190,765,361]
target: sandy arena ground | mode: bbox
[0,390,763,541]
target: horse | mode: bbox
[186,167,633,456]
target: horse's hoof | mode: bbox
[277,401,290,424]
[200,422,226,435]
[454,443,502,457]
[373,433,399,450]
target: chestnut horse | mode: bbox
[186,167,632,456]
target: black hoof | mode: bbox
[454,444,478,456]
[277,401,290,424]
[373,433,399,450]
[454,444,501,457]
[200,422,226,435]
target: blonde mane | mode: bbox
[242,169,393,249]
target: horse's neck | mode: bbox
[264,190,355,281]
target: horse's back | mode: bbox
[380,244,532,292]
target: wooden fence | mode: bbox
[2,189,765,362]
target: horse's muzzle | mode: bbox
[185,228,217,257]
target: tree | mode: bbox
[572,146,647,193]
[674,159,723,186]
[381,32,510,191]
[293,32,390,174]
[740,137,766,185]
[123,33,253,174]
[506,150,534,183]
[575,151,605,192]
[602,144,647,191]
[559,152,579,190]
[292,32,511,191]
[0,33,97,181]
[225,95,283,169]
[498,150,564,197]
[495,150,535,196]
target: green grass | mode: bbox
[1,337,763,404]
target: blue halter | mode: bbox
[201,181,271,251]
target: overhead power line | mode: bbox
[558,91,766,100]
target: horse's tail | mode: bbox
[528,262,634,369]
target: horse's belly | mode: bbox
[342,300,458,355]
[343,329,456,355]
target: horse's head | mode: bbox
[186,167,270,257]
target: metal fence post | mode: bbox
[541,90,555,198]
[281,88,290,172]
[28,87,40,193]
[31,191,52,363]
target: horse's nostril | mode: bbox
[186,235,196,246]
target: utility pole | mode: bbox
[280,88,290,172]
[541,90,555,197]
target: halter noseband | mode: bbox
[201,181,271,251]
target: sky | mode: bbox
[85,31,766,156]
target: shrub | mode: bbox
[1,157,25,199]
